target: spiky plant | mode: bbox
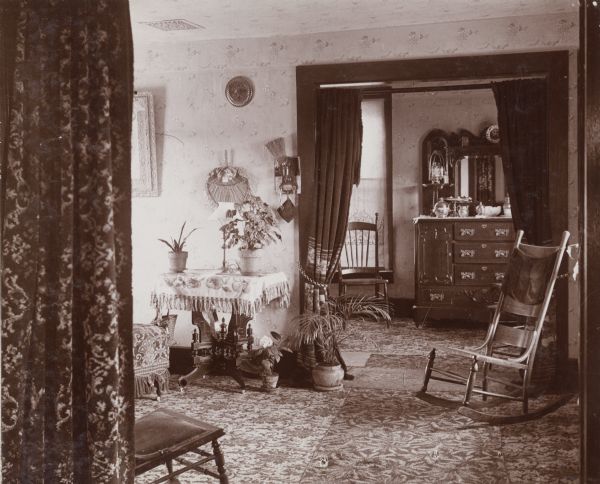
[158,222,198,253]
[286,295,391,365]
[330,295,392,329]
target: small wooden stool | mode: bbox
[135,408,229,483]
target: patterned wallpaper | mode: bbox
[130,0,576,44]
[132,12,578,349]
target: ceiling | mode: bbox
[129,0,577,44]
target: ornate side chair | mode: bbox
[133,313,177,400]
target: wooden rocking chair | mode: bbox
[417,229,573,424]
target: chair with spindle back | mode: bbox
[338,213,390,320]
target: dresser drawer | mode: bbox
[454,242,512,263]
[454,264,507,285]
[455,221,514,241]
[418,286,501,306]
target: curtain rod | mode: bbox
[364,83,493,94]
[323,75,547,95]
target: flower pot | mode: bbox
[168,251,188,272]
[238,248,263,275]
[312,363,344,391]
[261,373,279,392]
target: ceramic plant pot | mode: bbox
[261,373,279,392]
[168,251,188,272]
[238,248,263,275]
[312,363,344,391]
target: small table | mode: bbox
[151,270,290,391]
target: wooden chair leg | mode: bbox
[212,439,229,484]
[463,357,479,406]
[383,283,389,315]
[481,362,489,401]
[421,349,436,393]
[154,378,162,402]
[522,370,529,414]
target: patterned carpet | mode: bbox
[135,318,579,483]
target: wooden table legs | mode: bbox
[179,309,253,392]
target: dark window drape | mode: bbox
[1,1,135,482]
[492,79,551,245]
[303,88,362,312]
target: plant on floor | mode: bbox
[248,331,284,391]
[158,222,198,272]
[286,296,390,391]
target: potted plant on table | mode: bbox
[286,296,391,391]
[247,331,284,391]
[158,222,198,273]
[220,195,281,275]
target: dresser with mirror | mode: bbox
[414,128,515,323]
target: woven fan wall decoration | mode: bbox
[206,165,251,206]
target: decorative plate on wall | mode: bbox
[225,76,254,107]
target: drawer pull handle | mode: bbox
[461,271,476,280]
[481,266,488,271]
[481,224,488,229]
[460,249,476,258]
[495,272,505,281]
[495,228,510,237]
[481,243,487,249]
[460,228,475,237]
[429,292,445,302]
[495,249,509,258]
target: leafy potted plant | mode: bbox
[158,222,198,272]
[220,195,281,275]
[247,331,284,391]
[286,296,391,391]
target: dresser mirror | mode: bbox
[422,128,504,214]
[454,153,505,206]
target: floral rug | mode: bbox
[135,318,579,483]
[339,318,487,355]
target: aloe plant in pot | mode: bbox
[286,296,391,391]
[158,222,198,273]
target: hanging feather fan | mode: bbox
[265,138,286,160]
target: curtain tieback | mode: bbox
[296,262,329,290]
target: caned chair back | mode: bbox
[488,230,569,357]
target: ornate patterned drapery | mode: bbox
[1,1,135,482]
[298,89,362,369]
[303,88,363,313]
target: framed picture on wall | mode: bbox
[132,91,158,197]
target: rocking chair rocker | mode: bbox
[417,229,572,424]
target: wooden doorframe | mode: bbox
[296,50,570,370]
[579,1,600,480]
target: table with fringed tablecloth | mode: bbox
[151,270,290,391]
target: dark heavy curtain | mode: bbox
[303,88,362,312]
[1,1,135,482]
[492,79,551,245]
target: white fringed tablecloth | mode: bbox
[150,270,290,317]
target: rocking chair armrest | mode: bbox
[450,348,528,369]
